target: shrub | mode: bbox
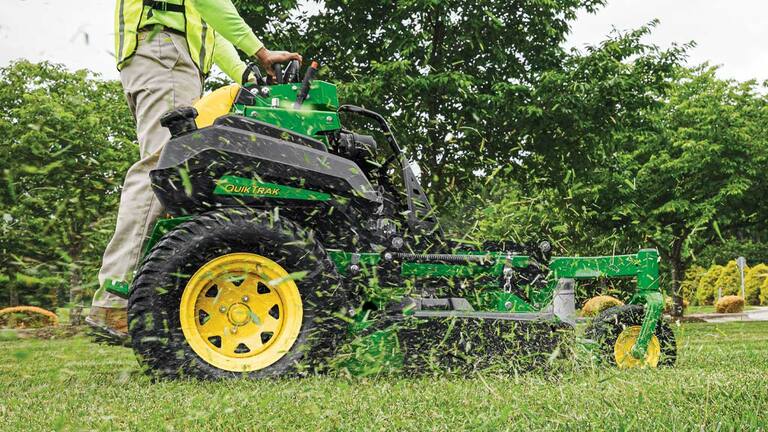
[760,277,768,305]
[696,265,723,305]
[581,295,624,317]
[680,265,706,304]
[0,306,59,328]
[715,260,743,297]
[663,295,689,314]
[744,264,768,305]
[715,295,745,314]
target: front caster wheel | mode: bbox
[585,304,677,368]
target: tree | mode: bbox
[562,66,768,314]
[695,239,768,267]
[0,61,135,307]
[242,0,607,204]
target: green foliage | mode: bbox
[663,295,689,314]
[563,64,768,301]
[0,61,135,308]
[6,0,768,311]
[680,265,706,305]
[696,265,723,305]
[760,278,768,306]
[744,263,768,305]
[715,260,743,297]
[695,239,768,267]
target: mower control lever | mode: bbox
[294,61,319,109]
[242,63,271,97]
[282,60,300,84]
[245,62,266,85]
[271,63,283,84]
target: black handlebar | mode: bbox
[294,61,319,109]
[282,60,300,84]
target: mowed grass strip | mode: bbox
[1,321,767,431]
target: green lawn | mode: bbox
[1,321,768,431]
[685,305,757,315]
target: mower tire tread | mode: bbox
[128,207,352,380]
[585,304,677,367]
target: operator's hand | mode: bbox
[255,47,303,78]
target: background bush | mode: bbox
[696,265,724,305]
[760,278,768,306]
[715,295,745,314]
[715,261,744,297]
[680,265,706,305]
[744,264,768,305]
[581,295,624,317]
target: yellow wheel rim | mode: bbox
[179,253,303,372]
[614,325,661,369]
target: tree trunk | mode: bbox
[669,237,686,318]
[9,284,19,307]
[68,241,85,326]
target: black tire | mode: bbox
[584,304,677,367]
[128,208,352,380]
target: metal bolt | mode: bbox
[349,264,360,274]
[325,116,333,123]
[242,296,249,302]
[391,237,404,250]
[219,306,227,313]
[384,252,393,261]
[539,240,552,254]
[504,301,513,310]
[230,326,237,334]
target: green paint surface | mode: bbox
[214,175,331,201]
[233,80,341,141]
[103,279,131,298]
[142,216,193,257]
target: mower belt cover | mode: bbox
[338,314,571,376]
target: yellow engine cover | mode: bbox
[193,84,241,128]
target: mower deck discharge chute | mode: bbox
[112,61,676,379]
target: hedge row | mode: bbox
[684,261,768,306]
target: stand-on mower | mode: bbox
[107,61,676,379]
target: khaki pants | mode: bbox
[92,30,202,309]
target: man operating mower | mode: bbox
[86,0,302,342]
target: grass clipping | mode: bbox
[715,295,745,314]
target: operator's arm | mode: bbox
[213,33,248,84]
[189,0,302,77]
[188,0,263,56]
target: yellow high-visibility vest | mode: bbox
[114,0,216,74]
